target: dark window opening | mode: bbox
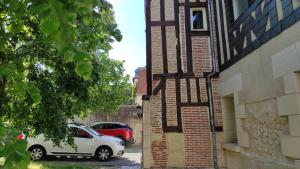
[190,8,207,31]
[192,11,204,29]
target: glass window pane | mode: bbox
[192,10,204,29]
[77,128,91,138]
[69,127,77,137]
[116,124,123,128]
[103,124,109,129]
[104,123,114,129]
[94,124,103,130]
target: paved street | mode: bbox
[43,145,142,169]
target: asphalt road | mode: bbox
[43,145,142,169]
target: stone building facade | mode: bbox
[143,0,300,169]
[217,0,300,169]
[143,0,224,168]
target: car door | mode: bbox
[68,127,95,155]
[45,136,72,155]
[102,123,119,136]
[95,123,112,136]
[27,134,71,155]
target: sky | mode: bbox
[107,0,146,79]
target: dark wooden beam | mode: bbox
[151,21,176,26]
[145,0,152,95]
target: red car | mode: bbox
[90,122,135,146]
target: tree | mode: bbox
[0,0,129,168]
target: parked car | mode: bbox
[90,122,135,146]
[18,123,125,161]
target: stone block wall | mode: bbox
[219,20,300,169]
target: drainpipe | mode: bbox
[206,0,219,169]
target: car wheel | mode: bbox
[29,145,46,161]
[95,146,113,161]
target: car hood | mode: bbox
[97,135,122,142]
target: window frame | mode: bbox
[190,7,208,31]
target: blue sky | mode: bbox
[107,0,146,78]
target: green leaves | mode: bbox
[0,124,30,169]
[3,140,30,169]
[0,125,7,137]
[0,63,17,77]
[40,15,60,37]
[27,83,42,104]
[64,50,75,63]
[75,61,93,81]
[113,29,122,42]
[11,81,27,99]
[82,15,92,25]
[0,0,125,168]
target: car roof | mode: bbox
[68,123,86,127]
[91,122,127,126]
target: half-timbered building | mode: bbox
[143,0,300,168]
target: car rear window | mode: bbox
[121,124,128,128]
[103,123,116,129]
[93,123,132,129]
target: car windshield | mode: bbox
[83,126,103,136]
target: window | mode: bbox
[222,96,237,143]
[115,124,123,128]
[92,124,104,130]
[103,123,119,129]
[228,0,256,23]
[190,8,208,31]
[69,127,93,138]
[231,0,244,21]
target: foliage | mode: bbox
[0,0,130,168]
[0,124,30,169]
[132,85,137,104]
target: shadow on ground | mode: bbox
[42,145,142,169]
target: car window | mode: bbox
[103,123,113,129]
[122,124,131,129]
[115,124,123,128]
[100,123,123,129]
[69,127,77,137]
[84,127,102,136]
[69,127,93,138]
[111,124,121,129]
[77,128,92,138]
[92,124,103,130]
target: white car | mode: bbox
[24,123,125,161]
